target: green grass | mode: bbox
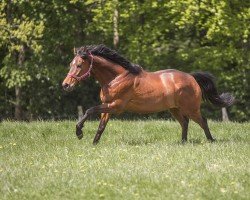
[0,120,249,200]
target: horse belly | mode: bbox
[126,88,175,113]
[125,100,167,113]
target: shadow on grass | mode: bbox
[215,138,241,143]
[178,139,203,145]
[177,138,241,145]
[117,136,240,146]
[122,138,207,146]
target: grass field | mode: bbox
[0,120,249,199]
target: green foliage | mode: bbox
[0,0,249,120]
[0,120,249,199]
[0,0,45,88]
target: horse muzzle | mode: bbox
[62,83,74,92]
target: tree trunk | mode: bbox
[6,0,23,120]
[6,0,12,22]
[14,45,25,120]
[113,2,119,49]
[138,0,145,62]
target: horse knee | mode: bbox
[108,101,125,113]
[85,108,94,115]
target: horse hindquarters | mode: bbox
[186,71,235,141]
[169,71,215,141]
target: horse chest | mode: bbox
[100,89,113,103]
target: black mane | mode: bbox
[76,44,142,75]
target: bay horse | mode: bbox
[62,45,234,144]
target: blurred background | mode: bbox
[0,0,249,121]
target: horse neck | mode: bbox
[91,56,126,86]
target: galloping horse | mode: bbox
[62,45,234,144]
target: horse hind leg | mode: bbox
[189,111,215,142]
[169,108,189,142]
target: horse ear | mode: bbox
[86,49,93,57]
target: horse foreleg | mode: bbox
[93,113,110,145]
[76,102,120,140]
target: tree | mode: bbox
[0,0,45,120]
[0,0,249,121]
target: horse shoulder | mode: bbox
[100,73,135,103]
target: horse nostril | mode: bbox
[62,83,69,90]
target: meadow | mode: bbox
[0,120,249,200]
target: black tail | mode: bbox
[191,72,235,107]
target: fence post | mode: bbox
[77,106,83,121]
[222,107,229,121]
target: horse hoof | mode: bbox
[77,133,83,140]
[209,138,216,142]
[76,127,83,140]
[93,140,99,145]
[181,139,187,144]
